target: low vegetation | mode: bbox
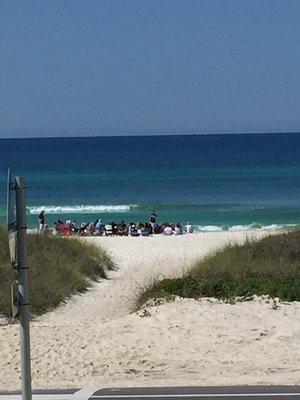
[0,228,114,317]
[137,231,300,308]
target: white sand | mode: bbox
[1,230,299,389]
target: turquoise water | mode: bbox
[0,133,299,230]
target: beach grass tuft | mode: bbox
[0,228,114,318]
[136,231,300,308]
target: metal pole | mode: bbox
[15,176,32,400]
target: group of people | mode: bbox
[38,210,194,237]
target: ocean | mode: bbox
[0,133,299,231]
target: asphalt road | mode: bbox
[0,387,299,400]
[90,387,300,400]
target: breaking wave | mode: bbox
[195,223,299,232]
[27,204,137,214]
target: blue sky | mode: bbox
[1,0,300,138]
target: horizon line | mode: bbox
[0,131,299,140]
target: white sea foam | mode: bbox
[260,223,298,230]
[27,205,135,214]
[195,223,299,232]
[228,224,256,231]
[197,225,223,232]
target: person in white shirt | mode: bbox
[163,225,173,235]
[185,222,193,234]
[174,222,182,235]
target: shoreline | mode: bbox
[25,223,300,235]
[1,229,299,389]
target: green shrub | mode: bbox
[0,229,114,317]
[137,231,300,308]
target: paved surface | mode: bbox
[0,388,78,400]
[0,387,299,400]
[90,387,300,400]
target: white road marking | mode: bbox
[70,388,98,400]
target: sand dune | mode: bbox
[1,231,299,389]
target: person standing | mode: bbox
[185,221,194,234]
[149,210,157,234]
[38,210,45,231]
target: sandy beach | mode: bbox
[0,230,299,389]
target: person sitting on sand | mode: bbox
[95,219,103,235]
[110,220,117,235]
[128,222,133,233]
[122,221,128,236]
[163,224,173,235]
[137,223,144,235]
[104,223,114,236]
[144,222,152,234]
[56,220,64,235]
[185,221,194,234]
[121,221,128,235]
[174,222,182,235]
[141,223,150,236]
[116,221,127,236]
[86,222,94,235]
[70,220,78,234]
[129,223,139,237]
[62,220,72,236]
[78,222,88,235]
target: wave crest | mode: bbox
[27,205,136,214]
[195,223,299,232]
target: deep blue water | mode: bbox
[0,133,299,230]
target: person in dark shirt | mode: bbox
[149,210,157,234]
[110,220,117,235]
[38,210,45,231]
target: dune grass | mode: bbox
[0,228,114,318]
[137,231,300,308]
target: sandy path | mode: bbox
[36,230,270,323]
[1,230,299,389]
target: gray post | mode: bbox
[15,177,32,400]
